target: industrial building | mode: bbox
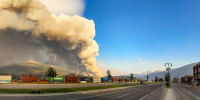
[193,62,200,85]
[181,75,193,85]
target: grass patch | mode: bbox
[0,83,145,94]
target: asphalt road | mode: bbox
[0,84,163,100]
[2,83,200,100]
[173,83,200,100]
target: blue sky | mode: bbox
[82,0,200,74]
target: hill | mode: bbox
[138,63,197,80]
[0,60,69,78]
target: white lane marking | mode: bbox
[179,87,200,100]
[139,94,149,100]
[69,86,146,100]
[68,91,129,100]
[139,86,161,100]
[70,85,155,100]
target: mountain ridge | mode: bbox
[0,60,69,78]
[122,63,197,80]
[139,63,197,80]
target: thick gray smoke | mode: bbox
[0,0,101,76]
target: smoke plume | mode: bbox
[0,0,101,76]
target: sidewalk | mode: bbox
[163,87,176,100]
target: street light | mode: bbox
[165,63,172,87]
[165,63,172,73]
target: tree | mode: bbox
[158,78,164,82]
[130,73,134,80]
[42,73,46,80]
[107,70,112,80]
[155,76,158,83]
[45,67,57,82]
[29,73,32,76]
[165,72,170,87]
[147,74,149,81]
[165,63,171,87]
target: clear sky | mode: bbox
[83,0,200,75]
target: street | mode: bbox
[0,84,162,100]
[1,83,200,100]
[173,83,200,100]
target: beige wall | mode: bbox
[0,76,12,80]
